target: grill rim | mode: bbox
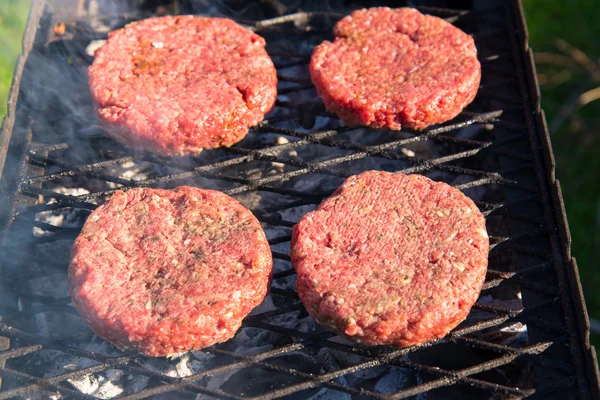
[0,0,598,398]
[0,0,46,245]
[506,0,600,397]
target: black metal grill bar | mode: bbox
[22,145,528,219]
[487,262,552,279]
[271,268,295,279]
[452,335,537,354]
[246,303,305,321]
[235,351,409,400]
[0,290,552,398]
[451,315,512,336]
[20,107,503,188]
[214,339,550,400]
[245,303,527,349]
[24,153,137,186]
[0,364,110,400]
[13,208,563,303]
[112,344,311,400]
[0,345,41,362]
[387,353,539,399]
[0,324,313,399]
[18,151,536,206]
[2,242,563,329]
[28,143,70,154]
[14,201,97,216]
[16,184,540,223]
[483,273,559,297]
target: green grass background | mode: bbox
[0,0,30,118]
[0,1,598,347]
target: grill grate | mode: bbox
[0,0,599,399]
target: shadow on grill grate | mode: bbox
[0,0,598,399]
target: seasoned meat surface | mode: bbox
[291,171,489,347]
[89,16,277,155]
[69,186,272,356]
[310,7,480,130]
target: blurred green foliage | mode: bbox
[0,0,598,348]
[0,0,31,118]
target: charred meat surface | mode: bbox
[88,16,278,156]
[69,186,273,357]
[291,171,489,347]
[310,7,481,130]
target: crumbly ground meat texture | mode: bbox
[310,7,481,130]
[88,16,277,156]
[69,187,272,357]
[291,171,489,347]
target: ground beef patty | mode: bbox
[291,171,489,347]
[310,7,481,130]
[69,186,272,356]
[88,16,277,156]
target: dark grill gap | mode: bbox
[0,0,599,399]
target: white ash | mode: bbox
[276,136,290,145]
[227,327,279,356]
[265,311,307,333]
[85,39,106,57]
[468,295,528,346]
[401,148,416,157]
[270,241,293,256]
[278,204,317,224]
[73,336,127,358]
[38,339,146,398]
[21,349,99,378]
[248,295,277,315]
[53,187,91,197]
[112,160,150,181]
[271,161,285,173]
[232,191,263,211]
[31,311,90,341]
[272,273,296,293]
[138,328,281,395]
[68,369,126,399]
[477,294,523,312]
[33,240,74,266]
[27,272,69,298]
[140,353,206,378]
[35,207,89,237]
[373,366,413,394]
[261,223,292,241]
[22,391,63,400]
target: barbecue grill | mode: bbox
[1,0,599,398]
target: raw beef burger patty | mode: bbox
[291,171,489,347]
[310,7,481,130]
[88,16,277,155]
[69,186,272,356]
